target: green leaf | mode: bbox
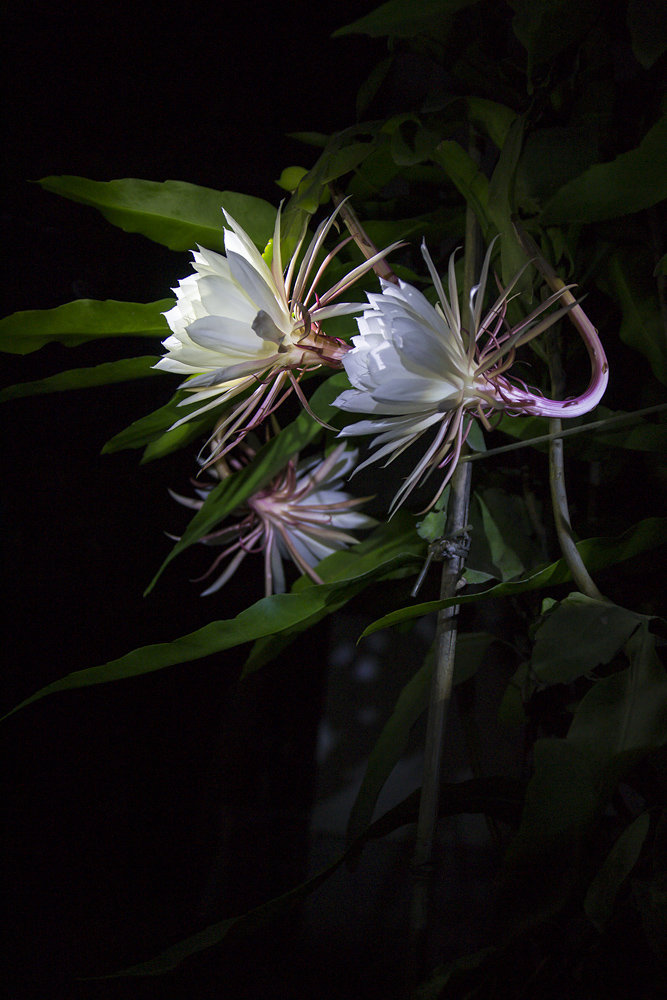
[416,486,450,544]
[38,177,276,252]
[3,526,423,720]
[472,488,545,582]
[541,116,667,224]
[346,633,497,848]
[465,98,517,150]
[632,879,667,960]
[108,854,347,977]
[279,135,374,253]
[627,0,667,69]
[144,374,347,594]
[275,166,309,193]
[567,622,667,760]
[505,737,601,864]
[320,142,378,183]
[100,775,523,978]
[414,948,497,1000]
[604,252,667,386]
[584,812,651,931]
[0,298,172,355]
[487,116,530,289]
[532,594,645,685]
[0,357,161,402]
[432,140,492,241]
[511,0,602,67]
[333,0,479,39]
[516,126,600,211]
[587,407,667,454]
[101,391,213,458]
[356,55,393,119]
[362,209,462,252]
[498,661,530,729]
[242,513,424,675]
[361,517,667,637]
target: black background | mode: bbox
[2,3,391,997]
[6,5,664,998]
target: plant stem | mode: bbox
[408,459,473,986]
[460,403,667,463]
[547,333,606,601]
[407,145,480,989]
[329,184,401,284]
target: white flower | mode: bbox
[155,204,400,456]
[170,442,375,597]
[335,241,608,511]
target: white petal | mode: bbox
[186,316,268,357]
[226,250,287,327]
[222,215,275,287]
[196,274,257,324]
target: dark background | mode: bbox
[2,3,399,997]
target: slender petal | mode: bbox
[170,441,375,597]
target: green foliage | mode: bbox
[510,0,602,68]
[242,512,425,675]
[568,622,667,760]
[101,390,213,459]
[0,298,172,354]
[541,116,667,224]
[3,513,424,720]
[627,0,667,68]
[584,811,651,930]
[107,774,522,978]
[471,487,545,581]
[0,356,161,402]
[333,0,479,40]
[603,250,667,386]
[361,518,667,637]
[346,632,497,847]
[39,177,276,251]
[531,593,645,685]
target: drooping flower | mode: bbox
[334,241,609,511]
[170,441,375,597]
[155,204,400,457]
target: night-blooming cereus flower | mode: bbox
[334,240,608,511]
[155,204,400,457]
[170,442,375,597]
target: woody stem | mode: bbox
[407,137,478,990]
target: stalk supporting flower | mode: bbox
[170,442,375,597]
[334,240,609,511]
[155,204,401,457]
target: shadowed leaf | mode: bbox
[346,633,497,849]
[0,357,161,401]
[541,116,667,224]
[532,594,645,685]
[334,0,479,39]
[361,517,667,636]
[39,176,276,251]
[0,298,172,355]
[584,812,650,930]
